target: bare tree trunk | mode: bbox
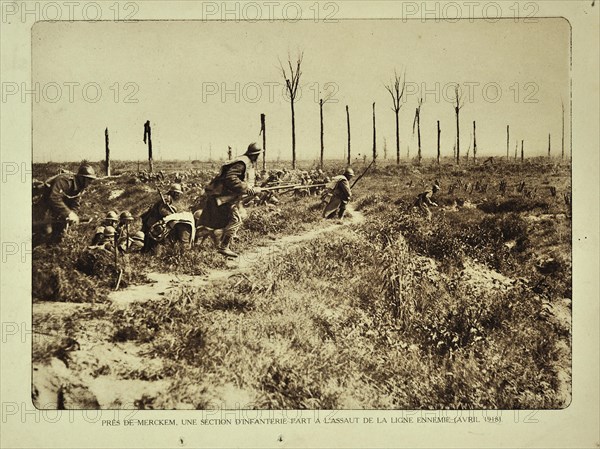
[561,102,565,160]
[105,127,111,177]
[346,105,351,166]
[144,120,153,173]
[437,120,441,165]
[291,101,296,169]
[383,137,387,160]
[261,113,266,172]
[514,140,518,161]
[320,99,324,169]
[455,107,460,164]
[521,140,524,163]
[506,125,510,161]
[372,102,377,166]
[473,121,477,163]
[548,133,551,159]
[395,111,400,165]
[417,109,422,165]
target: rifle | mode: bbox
[351,159,375,189]
[157,187,176,214]
[215,183,327,206]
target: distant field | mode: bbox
[32,158,572,409]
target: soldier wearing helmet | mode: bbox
[322,167,354,220]
[140,183,185,253]
[103,210,119,227]
[413,183,441,220]
[197,142,263,257]
[32,161,97,245]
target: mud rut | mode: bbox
[32,208,570,409]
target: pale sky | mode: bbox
[32,19,570,162]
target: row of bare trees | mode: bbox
[278,52,569,170]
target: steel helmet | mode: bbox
[245,142,263,156]
[105,211,118,223]
[103,226,116,238]
[95,226,106,235]
[132,231,145,242]
[432,184,440,192]
[77,163,97,179]
[119,211,134,223]
[168,183,183,195]
[344,167,355,177]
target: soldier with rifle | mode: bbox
[322,167,355,220]
[197,142,264,257]
[32,162,97,246]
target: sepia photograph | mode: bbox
[28,16,575,411]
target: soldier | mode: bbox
[140,183,184,253]
[32,162,97,245]
[322,168,354,220]
[197,142,263,257]
[103,210,119,227]
[118,230,145,253]
[116,210,135,251]
[413,184,440,220]
[91,226,106,246]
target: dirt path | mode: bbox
[33,209,365,408]
[108,208,365,306]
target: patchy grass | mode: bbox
[32,159,571,409]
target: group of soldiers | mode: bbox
[32,142,442,259]
[32,143,359,259]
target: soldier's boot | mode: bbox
[218,235,238,258]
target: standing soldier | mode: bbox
[32,162,97,245]
[413,184,440,220]
[140,183,183,253]
[322,168,354,220]
[197,142,263,257]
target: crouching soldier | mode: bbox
[322,168,354,220]
[32,162,97,246]
[88,225,116,253]
[197,142,263,257]
[413,184,440,220]
[140,183,184,253]
[118,230,145,253]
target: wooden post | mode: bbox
[104,127,111,177]
[372,102,377,167]
[561,101,565,160]
[144,120,153,173]
[437,120,441,165]
[346,105,351,166]
[473,121,477,163]
[506,125,510,161]
[548,133,551,159]
[227,146,232,160]
[413,98,423,165]
[514,140,518,161]
[319,99,324,169]
[260,113,266,172]
[521,140,524,163]
[383,137,387,160]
